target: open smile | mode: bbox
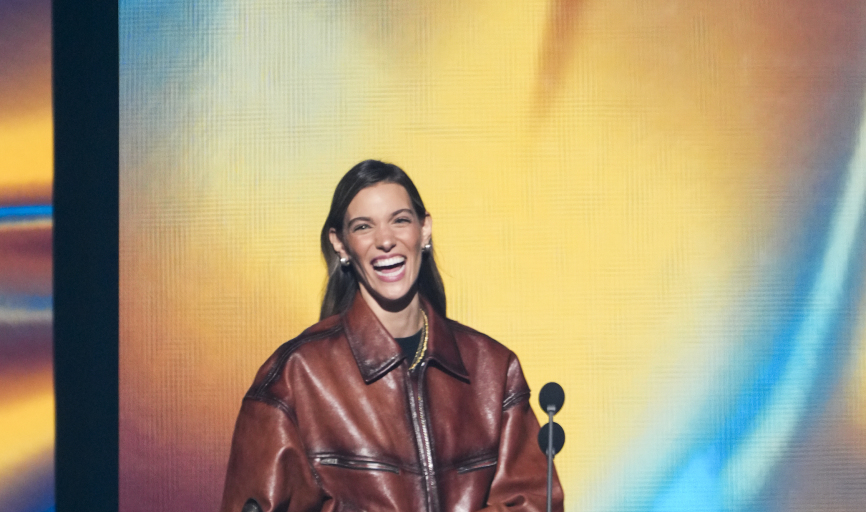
[371,255,406,281]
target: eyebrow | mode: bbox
[346,216,372,227]
[390,208,415,218]
[346,209,415,227]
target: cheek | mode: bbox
[404,229,423,248]
[344,237,368,258]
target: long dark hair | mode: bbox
[320,160,446,319]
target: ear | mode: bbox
[329,228,347,260]
[422,212,432,247]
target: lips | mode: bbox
[372,255,405,272]
[371,255,406,281]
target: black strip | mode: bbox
[53,1,119,511]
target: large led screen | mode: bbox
[120,1,866,511]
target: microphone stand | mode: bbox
[538,381,564,512]
[546,405,555,512]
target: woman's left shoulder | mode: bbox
[444,318,516,359]
[443,318,531,395]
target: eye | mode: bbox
[351,223,370,232]
[395,216,412,224]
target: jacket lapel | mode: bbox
[342,294,403,383]
[422,300,469,381]
[342,292,469,383]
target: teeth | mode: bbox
[373,256,405,268]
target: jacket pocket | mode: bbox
[456,455,498,474]
[313,455,400,474]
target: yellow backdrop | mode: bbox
[120,1,866,511]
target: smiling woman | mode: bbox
[319,161,445,324]
[330,182,431,334]
[220,160,563,512]
[327,163,434,338]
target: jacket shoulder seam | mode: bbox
[446,319,492,339]
[243,393,294,419]
[447,319,512,351]
[251,323,344,397]
[502,389,530,411]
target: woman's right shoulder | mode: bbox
[251,314,345,384]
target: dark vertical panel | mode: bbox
[52,0,119,510]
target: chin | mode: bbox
[361,280,418,309]
[376,287,415,304]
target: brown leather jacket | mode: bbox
[220,294,564,512]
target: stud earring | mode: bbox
[423,242,432,252]
[340,256,350,266]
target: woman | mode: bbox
[221,160,563,512]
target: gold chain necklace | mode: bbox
[409,310,428,371]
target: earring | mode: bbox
[340,256,350,267]
[423,242,432,252]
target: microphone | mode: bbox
[537,422,565,456]
[539,382,565,414]
[537,382,565,512]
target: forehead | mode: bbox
[345,182,413,218]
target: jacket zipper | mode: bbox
[408,361,439,511]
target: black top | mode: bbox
[395,329,423,362]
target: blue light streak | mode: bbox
[648,91,866,512]
[0,205,53,222]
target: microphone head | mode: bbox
[539,382,565,414]
[537,422,565,455]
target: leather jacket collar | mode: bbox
[342,292,469,383]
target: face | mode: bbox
[330,182,432,309]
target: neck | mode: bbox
[358,288,424,338]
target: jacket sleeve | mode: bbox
[480,354,564,512]
[220,397,325,512]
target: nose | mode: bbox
[375,225,396,252]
